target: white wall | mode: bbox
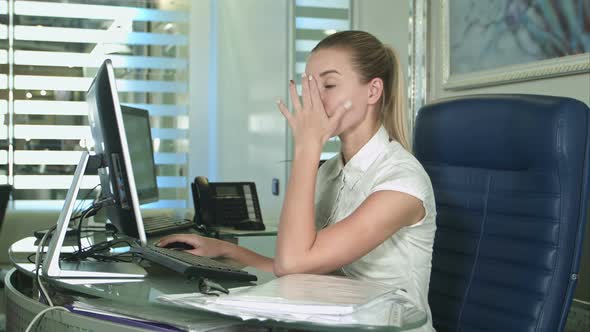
[352,0,410,83]
[189,0,289,226]
[189,1,214,181]
[189,0,290,257]
[215,0,289,226]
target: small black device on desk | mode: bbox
[234,219,266,231]
[162,241,194,250]
[192,176,266,231]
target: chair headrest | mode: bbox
[414,94,590,171]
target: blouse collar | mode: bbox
[328,126,391,188]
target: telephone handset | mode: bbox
[191,176,265,230]
[192,176,215,226]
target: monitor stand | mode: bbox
[42,151,146,278]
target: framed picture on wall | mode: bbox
[408,0,428,121]
[442,0,590,90]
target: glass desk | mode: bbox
[7,236,427,331]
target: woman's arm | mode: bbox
[275,189,424,275]
[223,243,274,272]
[274,141,322,274]
[275,74,339,275]
[274,74,425,275]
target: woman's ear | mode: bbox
[367,78,383,105]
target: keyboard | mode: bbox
[142,215,194,236]
[137,244,257,282]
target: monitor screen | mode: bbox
[121,105,159,204]
[85,59,146,243]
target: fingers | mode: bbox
[156,233,198,247]
[288,79,301,112]
[280,74,325,125]
[277,100,293,126]
[328,100,352,130]
[156,234,179,246]
[300,73,312,109]
[308,74,323,112]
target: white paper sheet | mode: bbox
[157,274,423,327]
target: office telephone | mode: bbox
[191,176,265,230]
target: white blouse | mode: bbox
[315,126,436,331]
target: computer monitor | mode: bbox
[86,59,147,245]
[121,105,159,205]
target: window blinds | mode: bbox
[0,0,189,209]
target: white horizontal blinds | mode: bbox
[0,0,7,185]
[10,0,190,210]
[295,0,350,160]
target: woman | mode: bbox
[159,30,436,330]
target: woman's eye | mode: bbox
[324,85,335,89]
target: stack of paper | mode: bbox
[157,274,424,327]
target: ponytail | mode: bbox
[382,46,410,151]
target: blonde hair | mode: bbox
[312,31,410,151]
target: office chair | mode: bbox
[413,94,590,331]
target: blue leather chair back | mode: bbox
[414,94,590,331]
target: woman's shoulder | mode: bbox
[369,141,433,198]
[379,141,428,176]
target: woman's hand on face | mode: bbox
[157,233,231,258]
[277,73,351,148]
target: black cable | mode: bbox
[62,194,144,266]
[70,184,100,222]
[77,206,95,252]
[67,238,137,262]
[87,252,138,263]
[75,196,117,253]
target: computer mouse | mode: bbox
[161,241,194,250]
[234,220,266,231]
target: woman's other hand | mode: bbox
[157,233,230,258]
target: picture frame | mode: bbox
[441,0,590,90]
[408,0,428,122]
